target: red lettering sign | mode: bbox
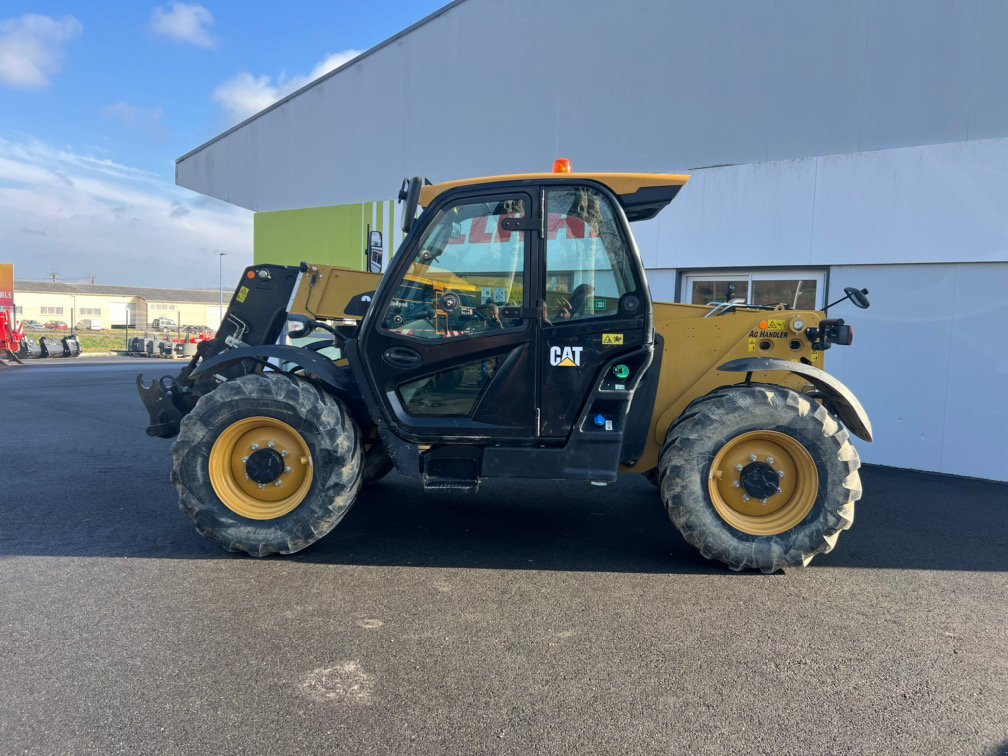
[0,264,13,308]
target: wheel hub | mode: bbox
[207,416,314,520]
[707,430,819,536]
[739,461,780,500]
[246,448,284,485]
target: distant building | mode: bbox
[13,281,224,330]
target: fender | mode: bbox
[190,344,367,422]
[718,357,873,442]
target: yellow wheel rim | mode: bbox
[208,416,314,520]
[707,430,818,536]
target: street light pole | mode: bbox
[218,251,227,326]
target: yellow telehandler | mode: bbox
[139,163,871,572]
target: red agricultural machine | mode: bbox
[0,312,80,364]
[0,310,25,363]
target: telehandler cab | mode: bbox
[139,163,872,572]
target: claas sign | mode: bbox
[0,264,13,309]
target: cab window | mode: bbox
[544,187,636,322]
[382,197,528,340]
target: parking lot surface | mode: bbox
[1,359,1006,754]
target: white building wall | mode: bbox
[825,263,1008,481]
[651,138,1008,270]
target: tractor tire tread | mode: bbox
[658,383,861,572]
[171,373,362,557]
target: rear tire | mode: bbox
[657,384,861,572]
[171,374,362,556]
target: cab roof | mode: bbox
[419,172,690,222]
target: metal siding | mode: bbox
[765,0,870,160]
[824,262,1008,481]
[859,0,977,151]
[177,0,1008,216]
[645,138,1008,270]
[966,0,1008,139]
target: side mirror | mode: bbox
[845,287,870,309]
[366,229,383,273]
[398,176,424,234]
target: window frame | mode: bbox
[679,269,827,310]
[542,184,641,325]
[377,191,533,344]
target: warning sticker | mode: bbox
[602,333,623,345]
[236,286,250,304]
[748,338,756,352]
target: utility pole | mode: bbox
[217,251,227,327]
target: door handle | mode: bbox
[383,346,423,368]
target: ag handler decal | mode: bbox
[550,345,583,367]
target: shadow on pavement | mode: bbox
[1,361,1005,572]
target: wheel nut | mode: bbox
[749,454,757,462]
[766,456,775,465]
[273,480,282,487]
[268,440,276,448]
[250,443,260,450]
[284,466,292,474]
[778,470,785,478]
[241,456,249,463]
[776,487,783,494]
[257,483,265,490]
[742,494,751,502]
[761,497,768,505]
[731,480,740,488]
[280,450,289,458]
[735,464,744,472]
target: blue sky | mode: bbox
[0,1,445,287]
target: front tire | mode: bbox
[171,374,362,556]
[658,384,861,572]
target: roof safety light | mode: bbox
[553,158,573,174]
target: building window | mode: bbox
[680,270,826,310]
[150,303,176,311]
[79,307,101,316]
[41,306,64,316]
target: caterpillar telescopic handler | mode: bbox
[138,163,872,572]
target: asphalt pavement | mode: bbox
[1,358,1006,754]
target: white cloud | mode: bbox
[101,102,172,142]
[150,3,215,49]
[212,49,361,124]
[0,14,82,89]
[0,136,252,288]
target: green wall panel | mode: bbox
[254,201,398,270]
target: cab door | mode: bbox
[359,190,538,441]
[537,184,652,440]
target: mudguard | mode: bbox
[190,344,353,392]
[189,344,369,426]
[718,357,873,442]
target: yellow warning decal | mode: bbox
[236,286,250,304]
[602,333,623,345]
[748,338,756,352]
[760,318,786,331]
